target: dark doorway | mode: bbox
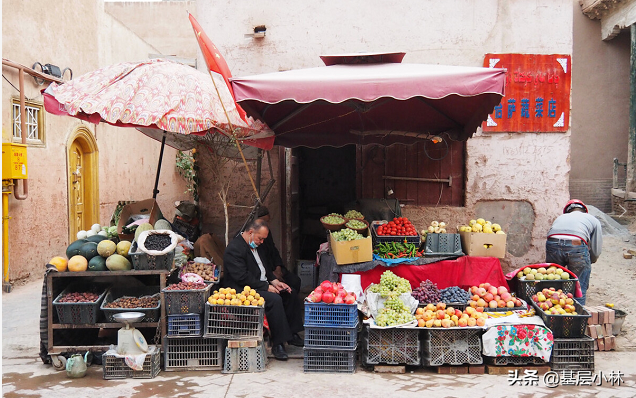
[297,145,357,259]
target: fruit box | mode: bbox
[329,230,373,265]
[117,199,163,241]
[459,231,506,259]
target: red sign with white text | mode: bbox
[482,54,571,133]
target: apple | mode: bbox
[477,288,487,297]
[532,295,538,302]
[467,318,477,327]
[488,286,498,296]
[566,293,574,299]
[455,309,463,317]
[475,307,484,313]
[498,286,508,295]
[483,283,492,290]
[501,292,512,302]
[497,300,506,308]
[436,310,446,320]
[489,300,498,308]
[506,300,515,308]
[437,302,447,310]
[458,318,468,327]
[484,293,494,302]
[476,317,486,327]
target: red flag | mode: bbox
[189,13,248,122]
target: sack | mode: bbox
[365,284,418,319]
[137,230,181,256]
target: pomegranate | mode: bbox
[334,296,344,304]
[344,294,356,304]
[320,281,332,292]
[310,290,323,302]
[322,291,335,303]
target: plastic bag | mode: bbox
[137,230,180,256]
[365,284,418,319]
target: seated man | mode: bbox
[255,206,302,292]
[223,218,303,360]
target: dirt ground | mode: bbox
[585,214,636,351]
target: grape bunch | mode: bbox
[322,215,345,225]
[411,279,441,304]
[344,210,364,219]
[332,228,365,241]
[375,296,416,326]
[368,270,411,297]
[345,219,366,229]
[440,286,471,303]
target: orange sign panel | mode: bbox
[482,54,571,133]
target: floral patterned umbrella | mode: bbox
[43,58,274,151]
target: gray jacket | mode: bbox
[547,211,603,263]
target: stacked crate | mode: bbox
[361,325,421,367]
[203,302,266,373]
[584,306,616,351]
[303,302,358,373]
[162,284,222,371]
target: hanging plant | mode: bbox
[175,149,199,201]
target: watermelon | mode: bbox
[88,255,107,271]
[66,239,88,259]
[154,219,172,231]
[86,235,108,243]
[78,242,99,261]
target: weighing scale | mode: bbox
[112,312,149,355]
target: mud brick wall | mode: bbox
[570,179,613,213]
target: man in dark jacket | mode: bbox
[256,206,302,292]
[223,218,303,360]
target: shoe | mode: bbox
[271,344,288,360]
[288,333,304,347]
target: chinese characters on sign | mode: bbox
[482,54,571,133]
[507,369,625,388]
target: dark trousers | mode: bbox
[546,239,591,305]
[281,268,302,292]
[258,288,304,346]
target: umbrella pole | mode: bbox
[207,71,261,203]
[153,132,167,199]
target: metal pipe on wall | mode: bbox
[13,67,28,200]
[3,183,12,292]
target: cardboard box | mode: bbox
[459,231,507,258]
[329,230,372,265]
[117,199,163,241]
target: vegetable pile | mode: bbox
[164,282,207,291]
[374,241,422,259]
[105,295,159,309]
[375,217,418,236]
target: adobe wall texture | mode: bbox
[195,0,573,272]
[2,0,191,281]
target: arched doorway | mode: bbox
[67,126,99,242]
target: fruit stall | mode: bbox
[43,207,607,378]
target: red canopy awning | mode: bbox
[231,62,506,148]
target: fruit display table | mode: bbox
[46,270,169,354]
[318,253,508,291]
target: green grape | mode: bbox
[344,210,364,219]
[332,228,365,241]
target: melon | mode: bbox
[154,219,172,231]
[79,242,99,261]
[88,255,107,271]
[66,239,87,259]
[49,256,68,272]
[97,240,117,258]
[135,222,154,241]
[106,254,132,271]
[68,255,88,272]
[116,240,132,257]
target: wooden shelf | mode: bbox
[52,322,159,329]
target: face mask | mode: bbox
[249,236,258,249]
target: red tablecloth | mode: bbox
[345,256,509,291]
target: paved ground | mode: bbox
[3,280,636,397]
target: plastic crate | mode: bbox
[362,325,420,366]
[163,337,222,371]
[162,283,212,315]
[514,277,578,303]
[223,342,267,373]
[304,302,358,328]
[550,336,595,372]
[172,216,199,242]
[53,284,109,325]
[304,325,358,350]
[129,241,174,271]
[371,223,421,246]
[100,289,161,323]
[102,346,161,379]
[425,233,463,256]
[531,300,591,338]
[167,313,202,337]
[303,349,356,373]
[297,260,318,293]
[485,355,546,366]
[422,329,483,366]
[203,303,264,339]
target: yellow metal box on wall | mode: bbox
[2,143,28,180]
[459,231,507,259]
[329,230,373,265]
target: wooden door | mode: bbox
[67,128,99,243]
[280,147,300,269]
